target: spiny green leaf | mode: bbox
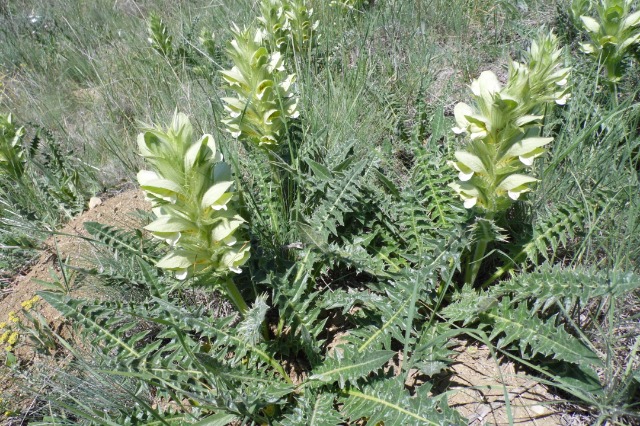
[84,221,154,262]
[309,350,394,388]
[306,158,333,180]
[339,378,462,426]
[484,300,603,368]
[491,263,640,313]
[278,393,341,426]
[39,292,141,359]
[192,413,240,426]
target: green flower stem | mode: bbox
[276,316,285,337]
[270,181,283,239]
[281,106,300,225]
[480,250,526,289]
[222,278,249,316]
[465,238,489,285]
[267,151,286,244]
[271,358,292,385]
[465,213,494,285]
[610,80,619,107]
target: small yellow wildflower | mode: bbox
[5,346,12,352]
[7,332,18,346]
[20,295,40,311]
[0,330,9,344]
[0,322,6,329]
[8,312,18,323]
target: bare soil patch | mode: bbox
[0,189,149,326]
[446,341,566,425]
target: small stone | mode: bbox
[89,197,102,210]
[530,405,548,415]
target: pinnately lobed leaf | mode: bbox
[486,301,602,367]
[309,350,395,389]
[339,377,463,425]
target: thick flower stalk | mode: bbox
[137,113,251,312]
[258,0,318,54]
[449,32,570,214]
[576,0,640,83]
[0,114,26,181]
[221,25,299,148]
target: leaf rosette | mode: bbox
[137,113,250,280]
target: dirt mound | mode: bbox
[447,341,566,425]
[0,189,150,422]
[0,189,149,329]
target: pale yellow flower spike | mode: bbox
[137,113,252,315]
[449,31,570,214]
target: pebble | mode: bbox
[88,197,102,210]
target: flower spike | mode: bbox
[137,113,251,281]
[449,31,570,214]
